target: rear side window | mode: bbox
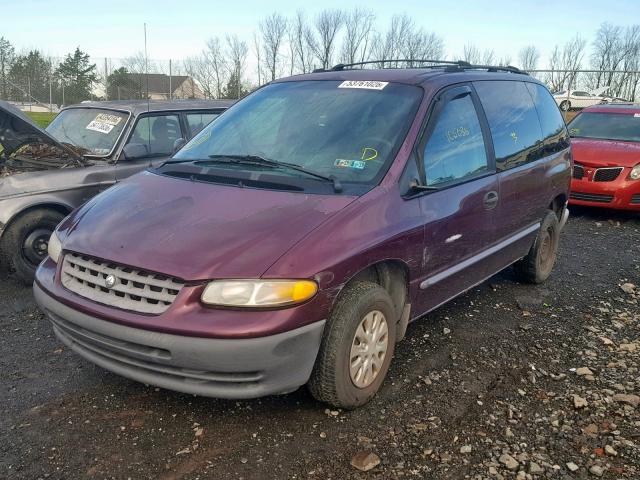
[525,83,569,154]
[186,112,220,137]
[127,114,182,157]
[474,81,543,170]
[423,93,489,187]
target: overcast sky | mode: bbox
[4,0,640,70]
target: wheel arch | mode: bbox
[549,193,567,220]
[333,259,411,341]
[1,201,73,240]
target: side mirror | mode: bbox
[121,143,149,160]
[172,138,186,154]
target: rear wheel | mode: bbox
[514,210,560,284]
[559,100,571,111]
[0,209,65,285]
[308,282,396,409]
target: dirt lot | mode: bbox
[1,206,638,480]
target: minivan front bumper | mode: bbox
[34,283,325,399]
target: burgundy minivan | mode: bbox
[34,61,571,408]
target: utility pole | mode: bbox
[169,59,172,100]
[49,68,53,112]
[104,58,109,100]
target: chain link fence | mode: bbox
[0,57,206,113]
[1,60,639,114]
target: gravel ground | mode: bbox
[1,206,638,480]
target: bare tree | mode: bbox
[260,13,287,81]
[371,15,414,66]
[290,11,316,73]
[402,30,444,66]
[497,55,512,67]
[200,37,228,98]
[462,44,495,65]
[226,34,248,98]
[340,8,375,65]
[309,9,344,69]
[518,45,539,71]
[183,56,214,98]
[546,35,586,92]
[252,32,262,86]
[589,23,640,99]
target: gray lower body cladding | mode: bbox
[34,283,326,399]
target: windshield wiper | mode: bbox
[205,154,343,193]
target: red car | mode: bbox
[568,103,640,210]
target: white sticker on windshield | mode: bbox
[94,113,123,126]
[338,80,388,90]
[634,113,640,118]
[86,120,115,134]
[86,113,123,134]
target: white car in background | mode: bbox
[552,88,608,111]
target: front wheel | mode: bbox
[308,282,397,409]
[0,209,65,285]
[514,210,560,284]
[559,100,571,111]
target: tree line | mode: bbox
[0,13,639,107]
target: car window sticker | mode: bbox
[510,131,519,143]
[182,130,211,150]
[446,126,470,143]
[86,113,122,135]
[335,159,366,169]
[361,147,378,161]
[634,113,640,118]
[338,80,389,90]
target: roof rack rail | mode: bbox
[329,59,470,71]
[319,59,527,75]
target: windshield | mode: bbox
[46,108,128,156]
[568,112,640,142]
[172,80,422,186]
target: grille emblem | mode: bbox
[105,274,117,289]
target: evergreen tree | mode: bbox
[55,47,97,105]
[0,37,15,99]
[8,50,51,102]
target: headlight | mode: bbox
[629,164,640,180]
[47,231,62,264]
[201,279,318,308]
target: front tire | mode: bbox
[514,210,560,284]
[308,282,397,409]
[559,100,571,111]
[0,209,65,285]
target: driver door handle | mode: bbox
[483,190,499,210]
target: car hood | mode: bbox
[0,101,80,158]
[571,137,640,168]
[60,170,356,281]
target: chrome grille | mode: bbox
[61,252,184,314]
[631,194,640,205]
[593,167,623,182]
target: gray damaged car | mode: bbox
[0,99,234,283]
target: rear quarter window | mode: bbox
[474,80,543,170]
[525,83,569,155]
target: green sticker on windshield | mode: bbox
[335,159,366,170]
[183,130,211,150]
[569,128,580,135]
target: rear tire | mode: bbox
[514,210,560,284]
[0,209,65,285]
[559,100,570,111]
[308,282,396,409]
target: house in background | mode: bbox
[113,73,205,100]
